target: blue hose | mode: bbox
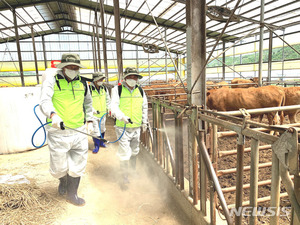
[32,104,50,148]
[32,105,127,148]
[98,112,126,143]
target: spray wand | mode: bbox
[59,122,106,142]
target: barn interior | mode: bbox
[0,0,300,225]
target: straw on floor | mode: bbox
[0,182,64,225]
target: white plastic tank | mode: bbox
[0,87,47,154]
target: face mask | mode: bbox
[97,81,103,86]
[65,68,79,80]
[126,79,137,87]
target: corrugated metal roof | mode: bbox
[0,0,299,53]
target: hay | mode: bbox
[0,182,65,225]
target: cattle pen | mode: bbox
[140,94,300,225]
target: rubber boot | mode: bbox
[58,175,67,195]
[92,137,100,154]
[99,132,107,148]
[66,175,85,206]
[120,160,129,190]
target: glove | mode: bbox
[87,122,94,134]
[51,114,63,130]
[141,123,147,133]
[121,116,131,124]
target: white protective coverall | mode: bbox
[40,70,93,178]
[111,82,148,161]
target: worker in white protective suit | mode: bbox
[89,71,111,153]
[111,67,148,189]
[40,53,94,206]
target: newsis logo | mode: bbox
[229,207,291,217]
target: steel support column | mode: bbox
[186,0,193,198]
[249,138,259,225]
[100,0,109,81]
[235,137,245,225]
[13,9,25,86]
[136,45,139,72]
[31,26,39,84]
[165,29,168,82]
[176,53,179,81]
[192,107,199,205]
[91,34,96,72]
[148,53,150,84]
[267,30,273,82]
[191,0,207,215]
[95,10,102,70]
[222,41,226,80]
[41,36,47,70]
[92,26,98,71]
[210,123,218,225]
[175,113,184,190]
[157,104,162,164]
[258,0,265,86]
[113,0,123,82]
[191,0,206,107]
[270,151,281,225]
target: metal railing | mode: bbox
[140,97,300,225]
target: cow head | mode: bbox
[250,77,259,83]
[272,112,280,125]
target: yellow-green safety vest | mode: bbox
[90,85,107,118]
[116,85,143,128]
[47,75,86,129]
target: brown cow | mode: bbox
[206,85,285,125]
[143,82,187,102]
[231,78,258,88]
[283,87,300,123]
[149,80,165,85]
[143,84,169,98]
[215,81,230,89]
[206,81,229,89]
[206,81,215,90]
